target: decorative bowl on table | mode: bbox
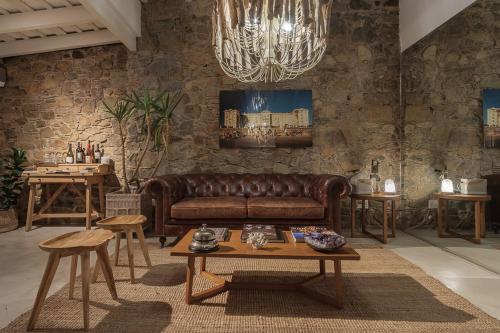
[304,231,346,252]
[246,232,268,249]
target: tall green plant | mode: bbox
[102,100,135,193]
[150,91,184,178]
[125,89,166,184]
[0,148,27,210]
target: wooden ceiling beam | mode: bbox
[0,6,94,34]
[0,29,119,58]
[81,0,140,51]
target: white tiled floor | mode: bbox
[381,232,500,320]
[0,226,499,329]
[407,229,500,274]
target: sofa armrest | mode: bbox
[142,175,186,236]
[310,175,351,234]
[311,175,351,207]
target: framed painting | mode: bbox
[219,90,313,148]
[483,89,500,148]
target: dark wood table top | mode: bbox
[171,229,360,261]
[350,193,401,200]
[434,192,491,201]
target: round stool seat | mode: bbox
[97,215,146,229]
[39,229,114,253]
[93,214,151,284]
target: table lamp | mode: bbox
[384,179,396,193]
[441,178,454,193]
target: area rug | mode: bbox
[2,243,500,333]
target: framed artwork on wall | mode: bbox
[219,90,313,148]
[483,88,500,148]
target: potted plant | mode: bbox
[102,89,183,219]
[0,148,27,233]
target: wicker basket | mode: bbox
[0,208,18,233]
[105,191,152,224]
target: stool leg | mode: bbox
[114,232,121,266]
[125,230,135,283]
[69,255,78,299]
[27,252,60,331]
[81,252,90,330]
[91,257,101,283]
[85,184,92,230]
[96,245,118,300]
[136,225,152,268]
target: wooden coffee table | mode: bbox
[171,229,360,308]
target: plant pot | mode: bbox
[105,190,152,226]
[0,207,18,233]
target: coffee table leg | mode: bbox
[334,260,343,309]
[185,256,195,304]
[319,260,325,275]
[200,256,206,272]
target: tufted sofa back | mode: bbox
[180,174,318,198]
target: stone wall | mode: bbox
[402,0,500,228]
[0,0,400,227]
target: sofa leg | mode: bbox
[159,236,167,248]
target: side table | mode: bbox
[434,193,491,244]
[350,193,400,244]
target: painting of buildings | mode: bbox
[219,90,313,148]
[483,89,500,148]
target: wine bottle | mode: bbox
[91,144,96,163]
[85,140,92,164]
[95,144,101,163]
[65,143,74,164]
[76,142,84,163]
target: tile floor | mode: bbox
[0,226,499,329]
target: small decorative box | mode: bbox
[460,179,487,195]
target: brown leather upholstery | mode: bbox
[171,197,247,219]
[247,197,324,219]
[143,173,351,235]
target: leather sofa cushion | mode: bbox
[247,197,324,219]
[171,197,247,219]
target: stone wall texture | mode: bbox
[0,0,400,227]
[402,0,500,227]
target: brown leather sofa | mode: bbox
[143,173,351,246]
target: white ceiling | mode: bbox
[399,0,478,52]
[0,0,480,58]
[0,0,141,58]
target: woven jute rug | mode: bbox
[2,243,500,333]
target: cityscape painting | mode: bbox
[484,89,500,148]
[219,90,313,148]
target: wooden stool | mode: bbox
[92,215,152,284]
[27,229,117,331]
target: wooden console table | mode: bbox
[434,193,491,244]
[23,164,111,231]
[350,193,400,244]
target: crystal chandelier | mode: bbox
[212,0,333,83]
